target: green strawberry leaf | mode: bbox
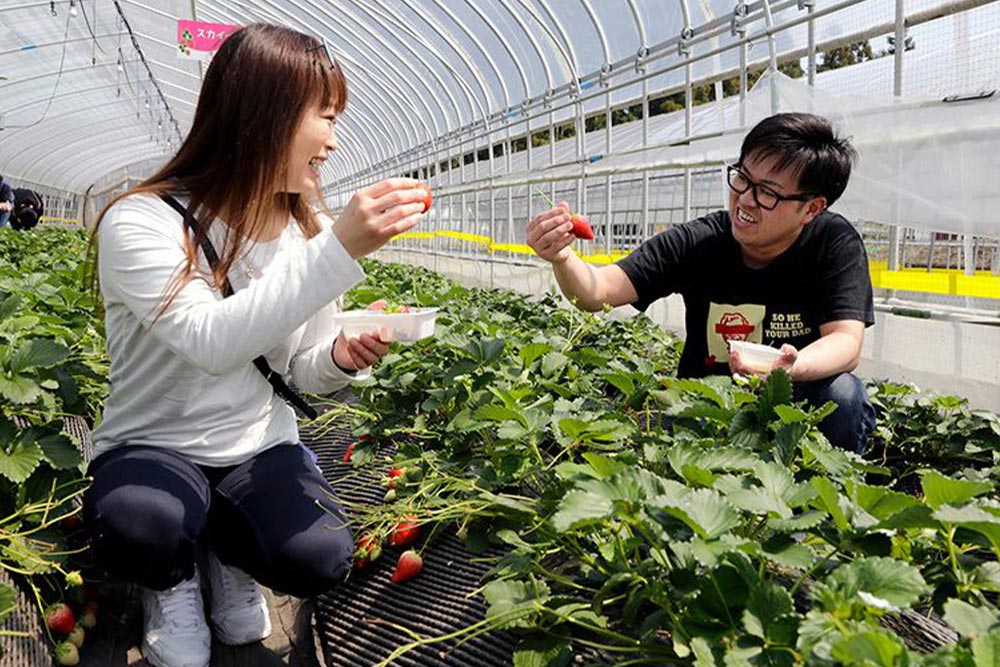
[483,579,548,629]
[0,374,42,404]
[972,629,1000,667]
[513,638,571,667]
[824,557,928,610]
[943,599,1000,639]
[921,470,993,509]
[9,338,71,372]
[650,487,742,540]
[0,435,44,483]
[551,490,614,531]
[38,433,83,471]
[829,631,908,666]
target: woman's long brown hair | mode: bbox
[88,23,347,313]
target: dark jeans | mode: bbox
[794,372,876,454]
[82,443,353,598]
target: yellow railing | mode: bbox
[396,232,1000,299]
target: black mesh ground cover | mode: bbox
[303,395,519,666]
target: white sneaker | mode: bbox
[140,571,211,667]
[203,551,271,645]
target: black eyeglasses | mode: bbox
[306,35,338,71]
[726,164,818,211]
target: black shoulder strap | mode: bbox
[158,193,317,420]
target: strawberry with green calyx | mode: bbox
[368,299,411,314]
[67,624,85,648]
[388,516,421,547]
[45,602,75,635]
[343,434,372,463]
[54,641,80,666]
[386,467,406,489]
[353,533,382,569]
[78,609,97,629]
[535,188,595,241]
[391,550,423,583]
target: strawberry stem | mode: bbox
[533,187,557,209]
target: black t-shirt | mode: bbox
[617,210,874,378]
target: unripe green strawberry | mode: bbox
[64,570,83,588]
[78,610,96,629]
[383,488,397,503]
[67,624,85,648]
[54,641,79,666]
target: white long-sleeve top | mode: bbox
[92,193,367,466]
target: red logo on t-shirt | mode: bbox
[714,312,755,341]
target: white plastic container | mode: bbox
[334,307,439,342]
[727,340,783,373]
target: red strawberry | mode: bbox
[60,513,83,532]
[343,434,372,463]
[386,467,405,489]
[416,183,433,213]
[391,550,423,583]
[569,214,595,240]
[388,517,421,547]
[45,602,75,635]
[54,641,79,666]
[353,533,382,569]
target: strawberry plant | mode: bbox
[0,228,107,661]
[318,259,1000,666]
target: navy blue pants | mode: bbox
[82,443,353,598]
[794,372,876,454]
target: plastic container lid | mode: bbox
[334,307,439,342]
[727,340,783,373]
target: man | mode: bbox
[11,188,44,231]
[0,176,14,229]
[526,112,875,453]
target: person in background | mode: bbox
[83,23,427,667]
[11,188,44,231]
[0,175,14,229]
[526,112,876,454]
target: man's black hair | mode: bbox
[738,112,857,206]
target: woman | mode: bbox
[83,23,426,667]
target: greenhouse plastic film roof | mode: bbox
[1,0,998,239]
[1,0,730,193]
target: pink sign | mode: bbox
[177,20,239,61]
